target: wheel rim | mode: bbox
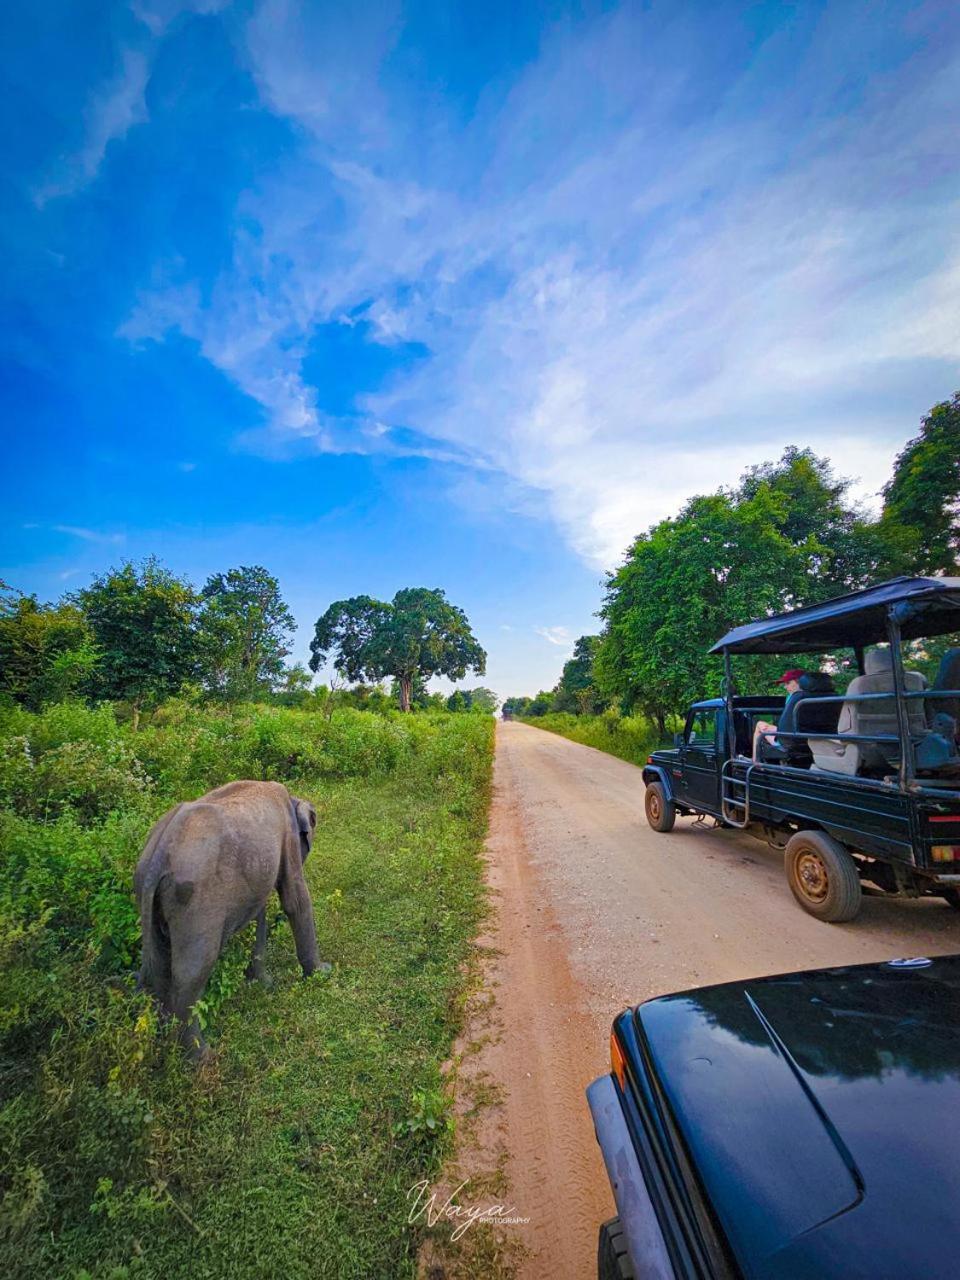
[649,792,661,821]
[795,849,829,903]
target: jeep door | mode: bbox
[680,707,720,811]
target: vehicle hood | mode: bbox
[635,954,960,1279]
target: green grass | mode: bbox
[0,704,493,1279]
[518,710,659,766]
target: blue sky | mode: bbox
[2,0,959,698]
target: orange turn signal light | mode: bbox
[610,1031,627,1091]
[932,845,960,862]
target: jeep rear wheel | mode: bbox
[598,1217,635,1280]
[645,782,675,833]
[785,830,862,922]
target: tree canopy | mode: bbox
[309,587,486,711]
[72,560,198,725]
[0,586,98,710]
[879,392,960,575]
[198,565,295,699]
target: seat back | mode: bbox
[932,648,960,727]
[811,648,925,775]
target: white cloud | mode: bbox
[536,626,572,647]
[121,2,960,568]
[53,525,126,545]
[35,49,149,205]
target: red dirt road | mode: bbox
[480,721,960,1279]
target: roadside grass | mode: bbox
[519,710,660,766]
[0,706,493,1279]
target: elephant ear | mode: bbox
[294,799,316,836]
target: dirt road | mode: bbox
[480,721,960,1280]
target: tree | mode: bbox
[197,565,295,699]
[273,663,314,707]
[0,586,98,709]
[309,587,486,712]
[465,687,499,713]
[525,690,554,717]
[391,672,431,709]
[880,393,960,575]
[73,559,198,727]
[446,690,468,712]
[553,635,602,713]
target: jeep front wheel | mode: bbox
[785,830,862,922]
[644,782,676,833]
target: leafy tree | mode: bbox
[465,687,499,713]
[525,690,554,717]
[501,696,531,719]
[0,586,98,709]
[446,690,468,712]
[879,393,960,574]
[273,663,315,707]
[553,635,602,713]
[198,565,295,699]
[73,559,198,727]
[309,587,486,712]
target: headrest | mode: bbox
[799,671,836,694]
[864,648,893,675]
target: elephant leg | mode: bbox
[169,933,220,1063]
[278,879,324,977]
[245,908,269,982]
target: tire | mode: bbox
[598,1217,636,1280]
[645,782,676,833]
[784,830,862,922]
[942,889,960,912]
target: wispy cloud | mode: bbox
[536,625,572,647]
[35,49,149,205]
[121,2,960,568]
[53,525,126,545]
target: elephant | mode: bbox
[134,780,325,1060]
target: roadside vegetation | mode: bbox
[508,393,959,759]
[0,564,498,1277]
[0,700,493,1278]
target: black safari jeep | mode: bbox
[587,953,960,1280]
[642,577,960,921]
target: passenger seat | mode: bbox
[810,648,926,776]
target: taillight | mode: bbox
[610,1031,627,1091]
[932,845,960,862]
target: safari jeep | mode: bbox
[642,577,960,921]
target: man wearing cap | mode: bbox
[752,669,806,762]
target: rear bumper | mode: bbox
[586,1074,676,1279]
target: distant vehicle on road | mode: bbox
[588,953,960,1280]
[642,577,960,921]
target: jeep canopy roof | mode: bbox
[710,576,960,655]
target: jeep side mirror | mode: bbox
[674,732,684,748]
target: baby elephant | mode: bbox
[134,780,323,1060]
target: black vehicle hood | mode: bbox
[634,955,960,1280]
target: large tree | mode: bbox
[309,587,486,712]
[197,565,295,699]
[879,393,960,575]
[72,559,198,726]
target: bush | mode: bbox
[520,708,660,765]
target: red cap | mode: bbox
[774,668,805,685]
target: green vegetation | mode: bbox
[509,393,960,758]
[519,710,660,766]
[0,699,494,1278]
[310,587,487,712]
